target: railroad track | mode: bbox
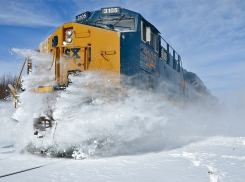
[0,165,44,178]
[0,159,75,181]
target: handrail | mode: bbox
[74,30,90,38]
[15,58,27,91]
[8,57,28,108]
[90,46,104,75]
[100,50,115,71]
[41,49,55,71]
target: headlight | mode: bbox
[66,37,73,43]
[66,29,73,36]
[65,29,73,44]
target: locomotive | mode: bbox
[37,7,211,103]
[10,7,216,138]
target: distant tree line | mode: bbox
[0,73,20,100]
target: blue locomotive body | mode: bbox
[74,7,211,103]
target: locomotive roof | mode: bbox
[75,7,161,34]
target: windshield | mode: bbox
[95,18,135,31]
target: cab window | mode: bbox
[142,22,147,42]
[141,21,159,52]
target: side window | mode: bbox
[150,31,158,52]
[141,21,146,42]
[141,21,159,52]
[150,31,154,47]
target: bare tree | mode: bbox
[0,73,20,100]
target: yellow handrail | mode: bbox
[15,58,27,91]
[9,57,28,108]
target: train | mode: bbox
[37,7,214,101]
[10,7,218,139]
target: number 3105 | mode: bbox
[104,8,118,14]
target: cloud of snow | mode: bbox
[1,49,244,159]
[0,101,16,145]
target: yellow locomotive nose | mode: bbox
[40,22,120,86]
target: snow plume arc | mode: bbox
[4,48,245,158]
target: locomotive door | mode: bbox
[59,45,91,85]
[63,47,87,71]
[140,44,159,77]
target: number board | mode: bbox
[101,7,121,14]
[76,12,90,21]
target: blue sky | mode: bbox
[0,0,244,106]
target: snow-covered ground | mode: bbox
[1,96,245,182]
[1,135,245,182]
